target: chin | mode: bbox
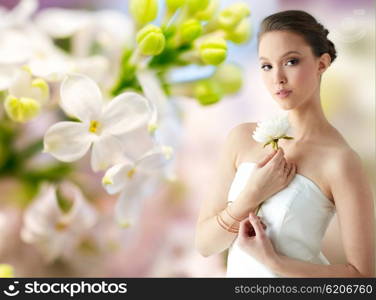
[280,101,296,109]
[273,98,296,110]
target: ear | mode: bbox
[317,53,331,75]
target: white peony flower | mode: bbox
[252,113,294,150]
[43,74,152,172]
[20,181,98,262]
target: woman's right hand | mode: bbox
[244,148,297,206]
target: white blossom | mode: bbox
[252,113,293,149]
[43,74,152,172]
[102,145,173,227]
[20,181,98,262]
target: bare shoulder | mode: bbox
[226,122,257,167]
[326,142,363,175]
[325,136,369,196]
[228,122,256,136]
[225,122,256,148]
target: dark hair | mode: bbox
[258,10,337,63]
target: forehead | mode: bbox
[258,30,311,60]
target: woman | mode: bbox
[194,10,375,277]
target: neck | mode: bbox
[286,92,331,142]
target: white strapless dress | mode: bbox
[226,162,336,277]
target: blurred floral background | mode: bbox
[0,0,374,277]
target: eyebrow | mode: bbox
[259,51,302,61]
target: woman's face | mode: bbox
[258,30,322,110]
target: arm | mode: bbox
[268,150,375,277]
[195,123,260,257]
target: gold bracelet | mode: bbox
[220,210,240,230]
[225,206,242,222]
[216,213,239,233]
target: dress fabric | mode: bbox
[226,162,336,277]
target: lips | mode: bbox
[276,89,292,98]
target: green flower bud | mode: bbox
[179,19,203,43]
[129,0,158,26]
[218,2,250,30]
[212,63,243,94]
[166,0,186,12]
[148,122,158,134]
[0,264,14,278]
[136,24,166,56]
[194,0,219,21]
[4,95,41,123]
[194,78,223,105]
[199,36,227,65]
[226,18,252,44]
[187,0,210,14]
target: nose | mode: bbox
[273,67,287,85]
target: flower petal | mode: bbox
[101,92,151,135]
[114,190,143,229]
[73,55,109,83]
[136,69,168,113]
[90,134,124,172]
[8,68,32,97]
[28,54,74,82]
[117,125,156,161]
[6,0,38,26]
[35,8,92,38]
[0,29,32,64]
[0,65,16,91]
[136,145,173,172]
[43,121,93,162]
[62,181,98,229]
[95,10,135,48]
[114,176,160,228]
[60,73,103,122]
[102,162,133,195]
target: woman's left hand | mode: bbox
[238,212,279,266]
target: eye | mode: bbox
[286,58,299,66]
[261,64,272,71]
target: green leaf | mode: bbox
[56,187,73,214]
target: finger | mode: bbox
[267,147,284,166]
[239,218,252,240]
[284,162,292,176]
[256,216,267,229]
[277,157,287,169]
[249,212,265,238]
[257,149,278,167]
[287,163,297,178]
